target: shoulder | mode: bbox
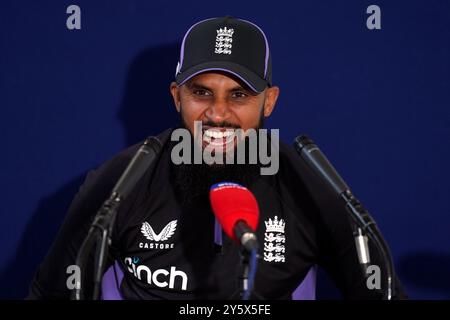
[276,139,317,189]
[81,128,174,198]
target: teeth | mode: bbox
[204,129,234,139]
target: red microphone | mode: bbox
[209,182,259,252]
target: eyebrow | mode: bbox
[186,81,256,95]
[186,82,212,91]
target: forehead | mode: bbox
[185,71,253,91]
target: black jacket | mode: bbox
[28,128,406,299]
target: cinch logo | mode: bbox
[124,257,188,291]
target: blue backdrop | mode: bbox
[1,0,449,299]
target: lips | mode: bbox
[201,127,237,153]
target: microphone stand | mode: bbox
[72,137,161,300]
[340,190,395,300]
[294,135,395,300]
[233,220,259,300]
[239,249,251,299]
[239,248,260,300]
[73,194,122,300]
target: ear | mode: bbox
[263,86,280,117]
[170,82,181,113]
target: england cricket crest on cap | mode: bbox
[215,27,234,55]
[263,216,286,263]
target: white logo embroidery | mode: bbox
[141,220,177,242]
[175,61,181,76]
[124,257,188,291]
[263,216,286,263]
[215,27,234,55]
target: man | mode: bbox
[28,16,406,299]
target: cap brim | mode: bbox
[175,61,268,93]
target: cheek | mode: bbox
[181,105,204,122]
[179,101,206,132]
[235,104,264,130]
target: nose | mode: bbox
[204,97,231,124]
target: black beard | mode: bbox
[170,155,261,208]
[169,113,265,208]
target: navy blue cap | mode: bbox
[175,16,272,93]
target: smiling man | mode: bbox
[171,71,278,157]
[28,16,406,300]
[169,16,279,173]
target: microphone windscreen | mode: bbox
[209,182,259,242]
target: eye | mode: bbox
[231,91,248,98]
[193,89,211,96]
